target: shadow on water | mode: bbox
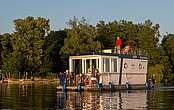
[1,83,174,109]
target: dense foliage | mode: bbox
[43,30,67,73]
[60,17,102,54]
[0,16,174,84]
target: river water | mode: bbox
[0,83,174,110]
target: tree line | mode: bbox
[0,16,174,84]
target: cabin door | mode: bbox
[85,59,99,74]
[72,59,82,75]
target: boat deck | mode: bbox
[57,84,150,92]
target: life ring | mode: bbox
[124,63,128,69]
[139,64,142,69]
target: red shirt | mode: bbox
[116,37,122,47]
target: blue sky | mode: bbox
[0,0,174,35]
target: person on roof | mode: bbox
[116,36,122,54]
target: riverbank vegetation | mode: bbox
[0,16,174,84]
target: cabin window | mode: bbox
[111,59,117,72]
[86,59,97,73]
[86,59,90,73]
[72,59,82,74]
[92,59,97,68]
[103,58,110,72]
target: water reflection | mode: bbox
[57,90,147,110]
[0,83,57,110]
[1,84,174,109]
[146,89,174,110]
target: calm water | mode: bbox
[0,84,174,110]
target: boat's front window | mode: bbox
[72,59,82,75]
[86,59,90,72]
[71,58,99,74]
[86,59,98,74]
[92,59,96,69]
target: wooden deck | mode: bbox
[57,86,100,91]
[57,84,150,92]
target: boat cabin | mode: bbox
[68,53,148,86]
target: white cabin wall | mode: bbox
[102,58,148,85]
[121,74,146,85]
[99,56,103,73]
[116,58,121,74]
[121,58,148,85]
[99,56,103,84]
[101,56,120,85]
[122,58,148,74]
[82,59,85,74]
[109,58,112,73]
[102,73,120,85]
[69,58,73,73]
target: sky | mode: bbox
[0,0,174,35]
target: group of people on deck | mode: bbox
[59,67,101,87]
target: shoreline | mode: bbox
[0,79,59,85]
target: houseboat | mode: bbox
[57,49,151,91]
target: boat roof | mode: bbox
[68,52,148,60]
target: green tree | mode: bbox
[161,34,174,83]
[97,20,160,55]
[61,17,102,54]
[11,16,50,75]
[1,33,13,74]
[96,20,113,49]
[0,34,3,67]
[43,30,67,73]
[96,19,164,83]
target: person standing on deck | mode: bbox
[116,34,122,54]
[59,72,65,86]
